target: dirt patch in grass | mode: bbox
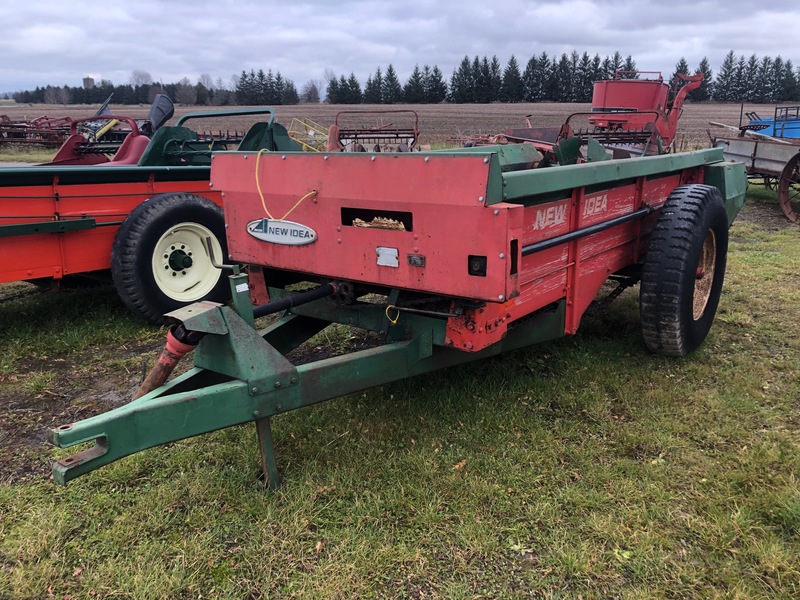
[736,196,795,231]
[0,339,160,483]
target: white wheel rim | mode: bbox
[151,222,222,302]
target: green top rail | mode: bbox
[176,107,275,128]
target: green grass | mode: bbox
[1,197,799,598]
[0,146,55,163]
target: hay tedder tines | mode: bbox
[326,109,420,152]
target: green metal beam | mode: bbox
[0,218,96,238]
[501,148,725,203]
[49,301,565,486]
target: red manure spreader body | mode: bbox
[49,136,747,489]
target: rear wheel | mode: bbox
[111,193,229,324]
[778,153,800,224]
[640,184,729,356]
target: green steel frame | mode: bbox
[49,273,565,488]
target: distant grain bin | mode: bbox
[83,77,95,89]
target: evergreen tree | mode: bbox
[609,51,624,78]
[423,65,447,103]
[236,69,257,104]
[282,81,299,105]
[538,52,554,100]
[575,52,594,102]
[732,54,748,101]
[254,69,268,104]
[621,55,638,78]
[551,53,573,102]
[489,55,502,101]
[346,73,362,104]
[522,55,538,101]
[779,60,799,102]
[325,76,340,103]
[600,56,613,79]
[753,56,774,103]
[670,57,690,84]
[403,64,426,103]
[471,56,488,102]
[744,54,759,101]
[273,72,286,105]
[449,56,474,103]
[364,67,383,103]
[590,54,602,83]
[337,75,349,103]
[382,64,402,103]
[689,57,714,102]
[713,51,736,101]
[569,51,580,101]
[500,55,524,102]
[771,56,786,101]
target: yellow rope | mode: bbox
[255,148,317,221]
[385,305,400,325]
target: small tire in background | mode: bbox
[640,184,729,357]
[111,193,229,324]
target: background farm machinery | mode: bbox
[48,128,747,488]
[0,106,301,323]
[0,95,116,149]
[711,103,800,223]
[462,71,703,162]
[287,110,422,153]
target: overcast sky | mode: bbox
[1,0,799,95]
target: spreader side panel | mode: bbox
[215,152,521,302]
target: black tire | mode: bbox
[111,193,229,324]
[640,184,729,356]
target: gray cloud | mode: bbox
[1,0,798,94]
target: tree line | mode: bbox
[9,49,800,107]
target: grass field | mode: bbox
[0,104,799,597]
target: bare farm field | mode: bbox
[0,100,778,149]
[0,101,799,598]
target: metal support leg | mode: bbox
[255,417,281,490]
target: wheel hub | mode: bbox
[167,247,194,272]
[151,222,223,301]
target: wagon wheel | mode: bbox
[640,184,729,357]
[111,193,230,324]
[777,153,800,224]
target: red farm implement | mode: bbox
[0,105,300,323]
[49,128,747,489]
[500,71,703,159]
[326,109,420,152]
[0,95,116,148]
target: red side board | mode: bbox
[0,176,219,283]
[214,153,704,352]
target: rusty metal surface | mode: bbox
[714,137,800,178]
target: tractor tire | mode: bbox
[111,193,229,324]
[640,184,729,357]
